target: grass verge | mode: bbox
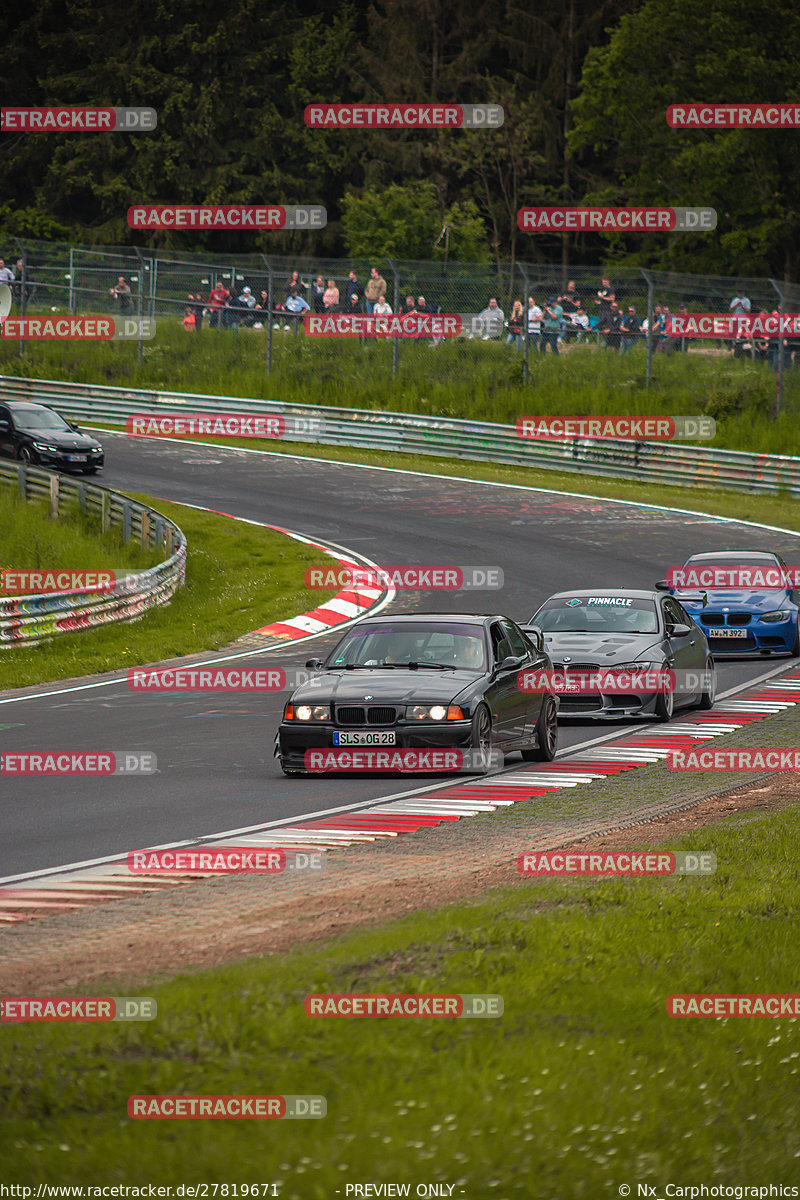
[2,318,799,454]
[0,494,336,690]
[1,798,798,1190]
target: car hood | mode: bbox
[543,632,662,663]
[291,669,478,705]
[18,427,99,450]
[679,588,789,611]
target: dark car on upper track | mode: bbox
[660,550,800,658]
[0,401,104,474]
[275,613,559,775]
[525,588,715,720]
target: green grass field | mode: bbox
[2,800,798,1193]
[0,491,336,690]
[2,317,798,455]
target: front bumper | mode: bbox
[692,614,796,655]
[35,449,104,471]
[556,691,663,719]
[278,719,474,770]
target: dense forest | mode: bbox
[2,0,800,277]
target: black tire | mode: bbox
[654,684,675,723]
[469,703,493,774]
[697,657,716,710]
[16,445,36,465]
[522,695,559,762]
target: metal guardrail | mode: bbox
[0,459,186,646]
[2,374,799,497]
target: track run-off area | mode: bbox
[2,430,799,896]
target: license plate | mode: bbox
[709,627,748,638]
[68,455,87,462]
[333,729,396,746]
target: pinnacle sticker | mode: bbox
[667,104,800,129]
[127,205,326,229]
[0,107,157,132]
[304,104,503,129]
[517,207,716,232]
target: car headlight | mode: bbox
[32,441,58,452]
[285,703,330,721]
[760,610,791,623]
[612,660,660,671]
[407,704,449,721]
[90,446,103,453]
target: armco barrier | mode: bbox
[2,374,800,496]
[0,460,186,646]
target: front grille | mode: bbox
[367,706,397,725]
[335,705,399,726]
[555,661,599,671]
[702,611,752,627]
[727,612,752,626]
[560,696,603,712]
[701,613,724,626]
[708,634,756,649]
[336,706,365,725]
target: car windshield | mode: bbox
[534,596,659,634]
[327,622,487,670]
[12,408,71,432]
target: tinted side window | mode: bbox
[501,620,527,658]
[490,622,511,663]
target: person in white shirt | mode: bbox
[372,294,392,315]
[526,296,543,352]
[569,305,590,343]
[0,259,15,285]
[476,297,504,339]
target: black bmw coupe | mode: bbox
[275,613,559,775]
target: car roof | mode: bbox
[542,589,660,601]
[684,550,779,561]
[6,402,56,413]
[352,614,501,625]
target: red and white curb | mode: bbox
[1,671,798,922]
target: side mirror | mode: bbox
[654,580,671,591]
[525,624,544,651]
[305,658,325,671]
[497,654,525,672]
[0,420,9,432]
[670,622,692,637]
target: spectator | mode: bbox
[285,286,311,330]
[183,306,196,332]
[558,281,581,320]
[594,278,614,325]
[345,270,365,308]
[311,275,326,313]
[604,301,623,351]
[365,266,387,314]
[188,291,205,333]
[284,270,307,299]
[505,299,524,352]
[676,303,691,353]
[656,305,673,353]
[0,258,15,285]
[569,305,590,343]
[11,259,34,307]
[208,280,229,329]
[109,276,133,315]
[237,285,257,328]
[346,291,365,316]
[526,296,543,352]
[373,293,393,315]
[476,297,504,340]
[541,296,563,355]
[730,285,751,357]
[648,304,664,352]
[323,279,340,310]
[620,305,641,355]
[401,295,418,317]
[254,290,270,324]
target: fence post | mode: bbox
[519,263,531,384]
[388,259,400,381]
[261,256,273,374]
[49,473,60,518]
[13,237,26,359]
[134,248,145,362]
[640,268,654,386]
[770,278,785,418]
[68,247,75,314]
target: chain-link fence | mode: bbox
[2,238,796,399]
